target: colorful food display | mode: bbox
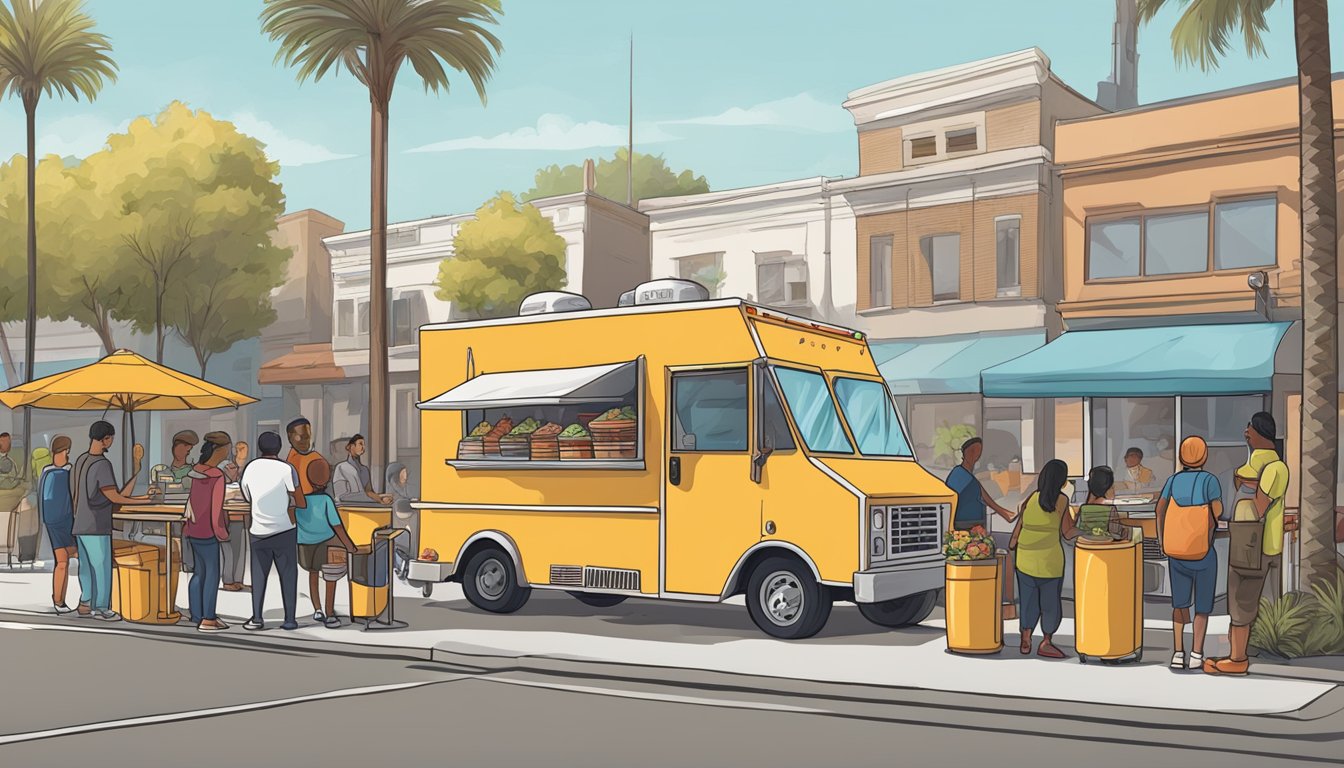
[558,423,594,460]
[590,406,638,459]
[529,422,564,460]
[501,417,542,458]
[456,408,636,463]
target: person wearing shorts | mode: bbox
[296,457,355,628]
[1156,436,1221,671]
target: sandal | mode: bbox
[1020,634,1032,655]
[1037,641,1066,659]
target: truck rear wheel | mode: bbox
[858,589,939,628]
[462,546,530,614]
[746,556,831,639]
[567,591,628,607]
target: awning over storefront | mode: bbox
[419,360,637,410]
[871,331,1044,395]
[259,343,347,385]
[980,322,1292,398]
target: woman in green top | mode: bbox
[1010,459,1071,659]
[1071,466,1123,541]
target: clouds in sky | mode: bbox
[407,92,849,153]
[31,114,131,159]
[227,112,357,167]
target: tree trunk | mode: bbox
[0,323,20,389]
[23,98,37,482]
[155,289,165,364]
[368,98,391,492]
[1294,0,1341,590]
[94,310,116,357]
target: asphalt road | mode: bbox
[0,623,1340,768]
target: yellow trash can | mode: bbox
[1074,528,1144,665]
[945,558,1003,654]
[110,540,181,624]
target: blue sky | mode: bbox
[0,0,1320,231]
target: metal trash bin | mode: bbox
[351,536,390,589]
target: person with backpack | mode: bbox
[1155,436,1222,671]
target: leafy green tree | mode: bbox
[80,101,287,363]
[262,0,503,486]
[523,149,710,205]
[435,192,567,318]
[0,0,115,465]
[1139,0,1338,592]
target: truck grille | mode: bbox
[889,505,943,555]
[584,566,640,592]
[549,565,583,586]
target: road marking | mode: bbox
[0,680,441,746]
[482,674,828,715]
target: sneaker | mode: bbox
[323,615,341,629]
[243,618,265,631]
[1170,652,1186,670]
[76,603,94,619]
[95,610,121,622]
[214,618,231,630]
[197,620,226,633]
[1188,651,1204,670]
[280,621,299,631]
[313,611,326,622]
[52,603,74,615]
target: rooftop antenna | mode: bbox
[626,33,633,207]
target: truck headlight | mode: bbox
[872,536,885,558]
[871,508,885,530]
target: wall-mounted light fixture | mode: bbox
[1248,271,1270,318]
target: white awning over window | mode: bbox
[418,361,637,410]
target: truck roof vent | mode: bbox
[519,291,592,316]
[632,279,710,306]
[617,289,636,307]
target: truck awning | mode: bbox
[980,322,1291,398]
[418,360,637,410]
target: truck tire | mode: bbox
[746,555,832,639]
[858,589,939,628]
[462,546,530,614]
[567,591,628,607]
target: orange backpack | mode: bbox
[1162,472,1214,560]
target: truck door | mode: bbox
[664,367,761,595]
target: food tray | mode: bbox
[558,437,594,460]
[458,438,485,459]
[499,438,530,459]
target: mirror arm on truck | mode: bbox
[751,357,772,485]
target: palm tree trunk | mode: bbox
[368,98,391,492]
[23,97,38,483]
[1294,0,1341,590]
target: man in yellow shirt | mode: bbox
[1205,411,1288,677]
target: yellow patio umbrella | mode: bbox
[0,350,257,470]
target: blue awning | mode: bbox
[980,322,1291,398]
[872,331,1045,395]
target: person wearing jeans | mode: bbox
[184,432,231,632]
[1010,459,1071,659]
[71,421,153,621]
[240,431,304,631]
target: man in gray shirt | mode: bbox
[332,435,391,506]
[73,421,153,620]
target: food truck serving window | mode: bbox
[772,367,853,454]
[833,378,913,457]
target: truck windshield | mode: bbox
[833,377,913,457]
[772,367,853,453]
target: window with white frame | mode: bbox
[995,216,1021,297]
[869,236,892,308]
[921,233,961,303]
[755,251,808,306]
[391,290,429,347]
[676,252,725,297]
[336,299,355,337]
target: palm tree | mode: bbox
[0,0,115,478]
[1139,0,1340,592]
[261,0,502,486]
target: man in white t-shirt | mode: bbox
[239,431,305,631]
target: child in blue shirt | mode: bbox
[297,457,356,628]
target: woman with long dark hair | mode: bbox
[1010,459,1071,659]
[184,432,232,632]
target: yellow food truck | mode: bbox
[407,280,955,639]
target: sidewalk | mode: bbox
[1,566,1338,716]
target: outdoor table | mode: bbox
[113,504,187,624]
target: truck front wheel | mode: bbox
[462,546,531,614]
[746,556,832,639]
[858,589,939,628]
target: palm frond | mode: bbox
[1250,591,1314,658]
[260,0,501,103]
[0,0,117,106]
[1137,0,1277,72]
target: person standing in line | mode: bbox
[220,440,250,592]
[240,431,304,631]
[944,437,1016,530]
[1205,412,1289,677]
[72,421,154,621]
[297,457,356,628]
[332,435,392,505]
[0,431,25,492]
[284,418,320,502]
[39,436,76,614]
[184,432,232,632]
[1010,459,1071,659]
[1155,437,1222,672]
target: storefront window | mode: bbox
[1053,398,1085,471]
[1091,397,1175,495]
[906,395,979,475]
[1180,395,1263,509]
